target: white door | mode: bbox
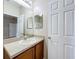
[48,0,75,59]
[16,15,25,37]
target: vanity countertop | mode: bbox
[4,36,44,59]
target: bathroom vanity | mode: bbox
[4,36,44,59]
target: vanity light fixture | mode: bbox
[13,0,32,8]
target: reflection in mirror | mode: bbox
[3,0,33,40]
[27,17,33,29]
[3,14,17,39]
[34,15,43,29]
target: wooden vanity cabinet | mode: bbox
[14,47,35,59]
[14,41,44,59]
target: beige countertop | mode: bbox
[4,36,44,59]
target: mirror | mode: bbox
[33,7,43,29]
[27,14,43,29]
[34,15,43,29]
[3,0,43,40]
[3,0,33,39]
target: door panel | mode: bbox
[48,0,75,59]
[64,45,75,59]
[51,2,58,10]
[64,0,74,7]
[52,14,58,34]
[48,40,58,59]
[64,10,74,36]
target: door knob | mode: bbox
[48,37,51,40]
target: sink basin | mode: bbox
[17,37,37,45]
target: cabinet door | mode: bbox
[14,47,35,59]
[36,41,44,59]
[4,48,10,59]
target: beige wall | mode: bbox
[32,0,48,59]
[32,0,48,36]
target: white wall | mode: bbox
[4,0,20,17]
